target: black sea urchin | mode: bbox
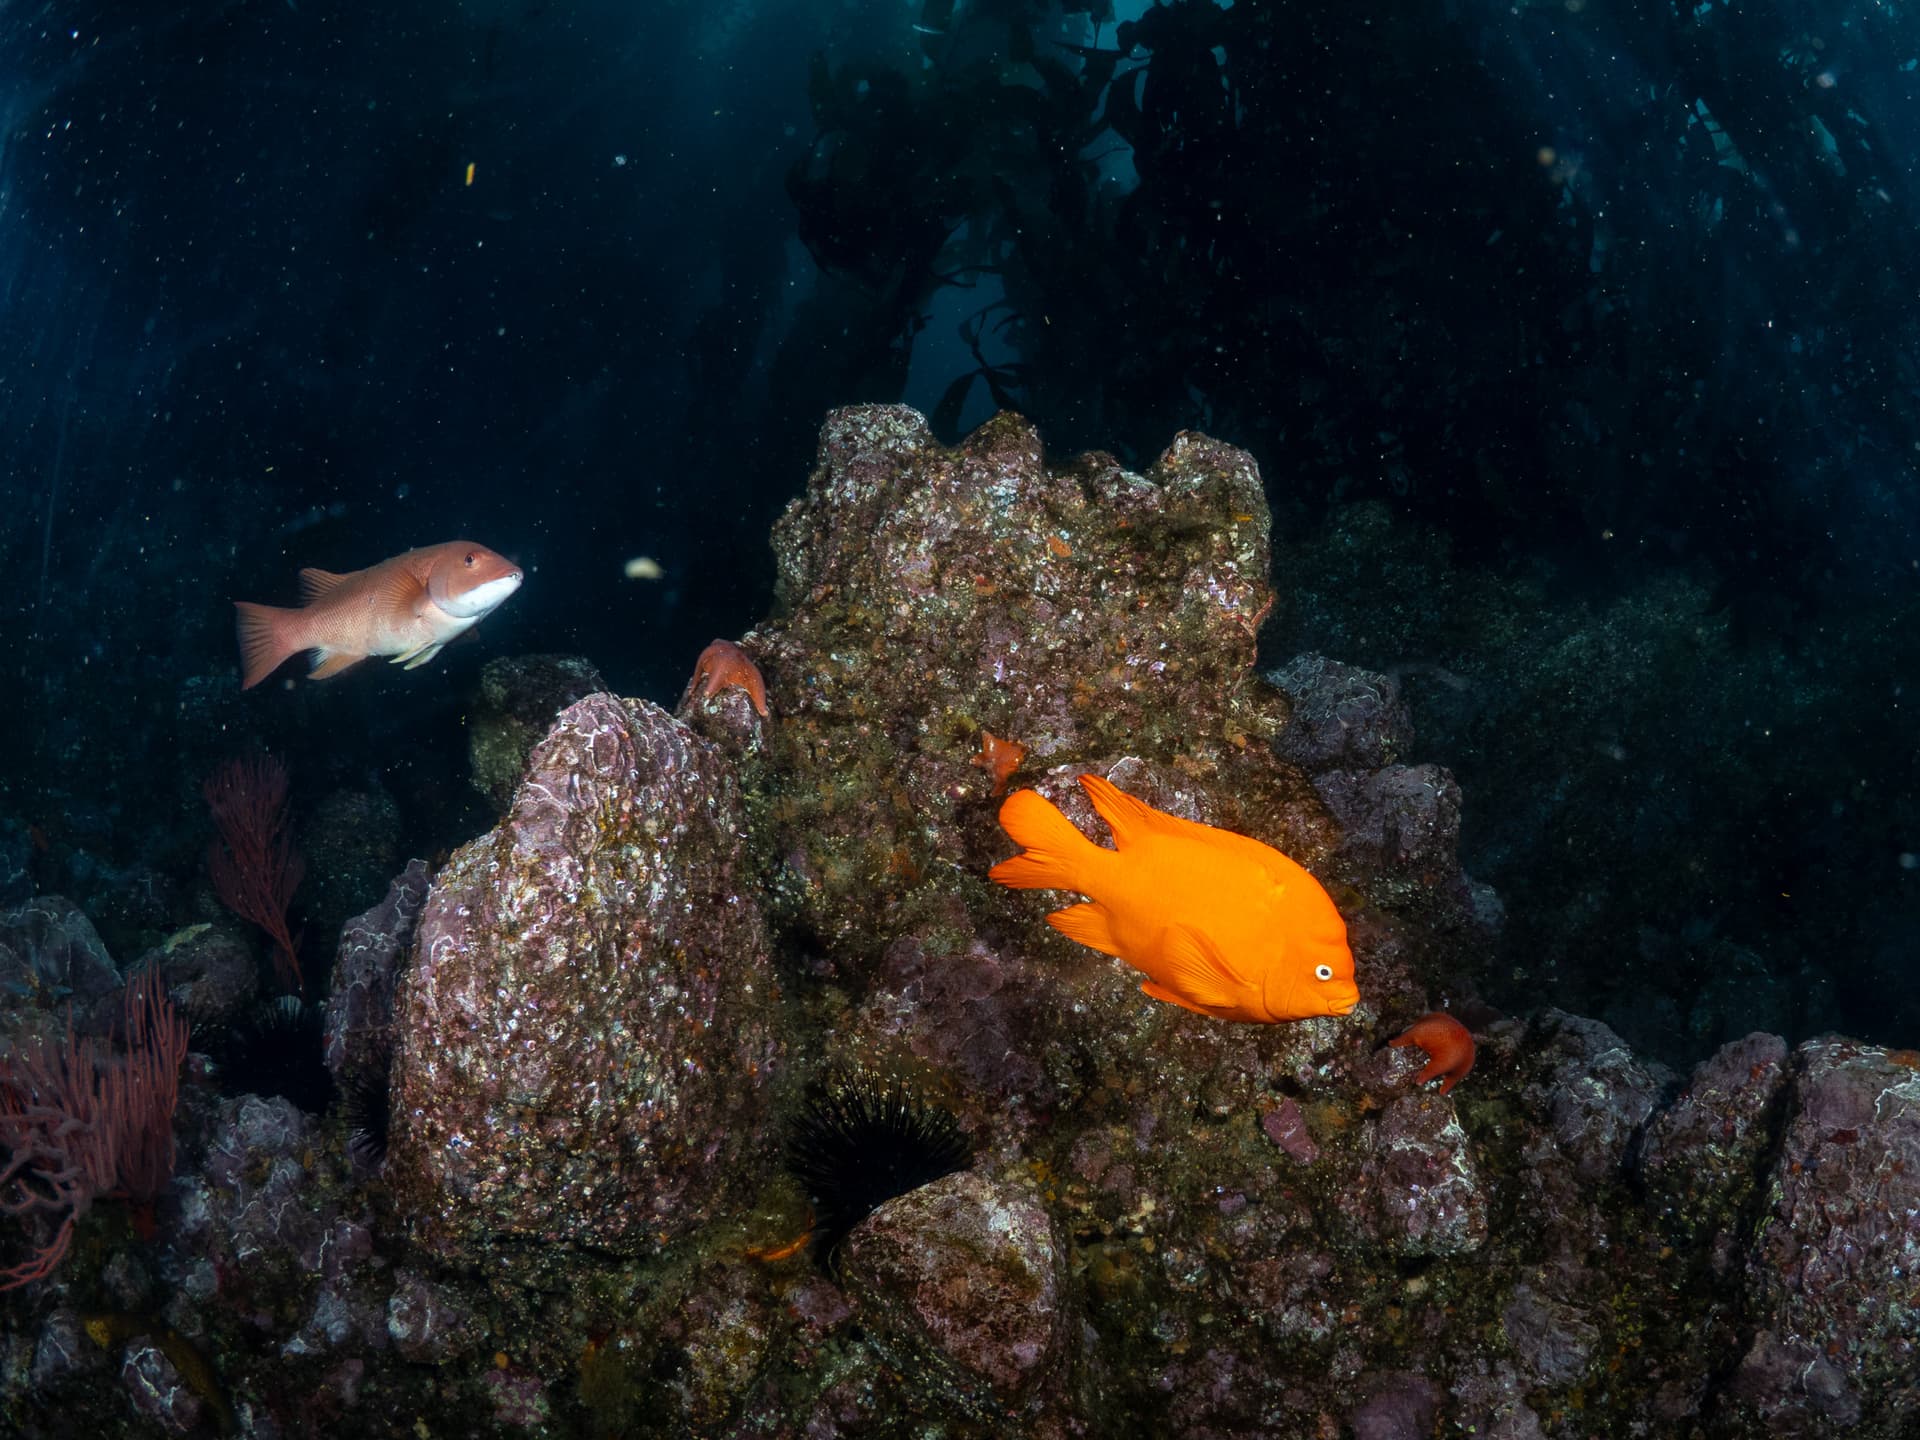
[786,1066,972,1265]
[340,1064,392,1170]
[211,996,337,1114]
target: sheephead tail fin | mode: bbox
[234,602,303,691]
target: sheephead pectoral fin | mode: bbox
[400,643,446,670]
[308,650,366,681]
[373,564,431,618]
[390,640,439,666]
[1153,925,1242,1011]
[1046,903,1124,957]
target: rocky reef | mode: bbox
[2,406,1917,1436]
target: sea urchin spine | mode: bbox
[785,1066,972,1265]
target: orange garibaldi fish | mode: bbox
[990,773,1359,1024]
[234,541,523,690]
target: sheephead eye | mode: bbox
[1314,964,1334,982]
[464,551,477,567]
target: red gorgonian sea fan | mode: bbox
[0,964,190,1290]
[204,753,305,996]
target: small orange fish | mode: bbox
[234,541,523,690]
[989,774,1358,1023]
[1389,1012,1475,1094]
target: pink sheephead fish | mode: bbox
[234,540,523,690]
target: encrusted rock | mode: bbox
[1729,1331,1860,1430]
[386,693,780,1271]
[1520,1010,1671,1185]
[1352,1093,1488,1256]
[1268,653,1414,772]
[1733,1037,1920,1431]
[387,1269,487,1365]
[151,921,256,1028]
[1261,1097,1319,1165]
[839,1166,1065,1409]
[1348,1371,1443,1440]
[0,895,121,1038]
[765,408,1271,760]
[28,1309,100,1390]
[1313,763,1462,878]
[1641,1030,1789,1246]
[467,653,609,814]
[174,1095,376,1302]
[1502,1284,1599,1388]
[321,857,430,1089]
[750,405,1304,953]
[120,1342,205,1435]
[655,1260,780,1429]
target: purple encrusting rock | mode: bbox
[1268,653,1415,772]
[1641,1030,1789,1249]
[1520,1009,1672,1185]
[172,1096,378,1307]
[0,894,122,1039]
[1348,1370,1443,1440]
[1349,1092,1488,1256]
[1261,1096,1318,1164]
[121,1341,206,1435]
[321,857,430,1090]
[385,692,781,1276]
[838,1167,1066,1413]
[1731,1037,1920,1430]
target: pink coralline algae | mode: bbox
[1261,1099,1319,1165]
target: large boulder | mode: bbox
[839,1167,1068,1415]
[748,406,1328,957]
[386,693,781,1277]
[1732,1037,1920,1431]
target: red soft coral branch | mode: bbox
[204,753,305,996]
[112,963,192,1211]
[0,964,190,1289]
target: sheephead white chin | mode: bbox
[444,571,523,619]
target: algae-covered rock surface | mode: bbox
[3,407,1917,1437]
[385,692,782,1278]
